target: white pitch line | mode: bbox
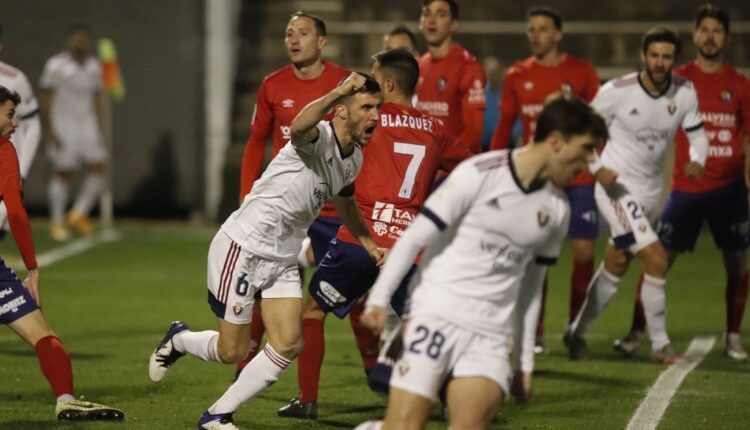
[4,229,122,269]
[626,336,716,430]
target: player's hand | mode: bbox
[683,161,704,178]
[23,269,40,306]
[594,167,618,186]
[335,73,367,98]
[370,247,389,268]
[360,305,387,336]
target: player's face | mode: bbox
[67,30,91,56]
[383,34,419,59]
[694,17,727,60]
[0,100,18,139]
[527,15,561,58]
[285,16,325,67]
[641,42,677,86]
[420,1,457,46]
[345,92,382,146]
[551,132,599,185]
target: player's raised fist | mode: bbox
[336,72,367,97]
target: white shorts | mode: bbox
[207,230,302,324]
[389,314,512,400]
[50,122,106,171]
[595,182,660,255]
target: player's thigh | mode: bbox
[216,317,252,360]
[706,180,750,252]
[565,184,600,243]
[308,239,379,319]
[382,386,433,430]
[260,297,302,356]
[658,190,705,253]
[447,377,503,430]
[8,310,53,346]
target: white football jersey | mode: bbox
[39,52,101,132]
[407,150,569,340]
[0,60,40,175]
[592,72,707,200]
[222,121,363,261]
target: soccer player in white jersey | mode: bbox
[149,73,385,430]
[40,23,106,241]
[0,22,41,234]
[356,97,607,430]
[565,27,709,364]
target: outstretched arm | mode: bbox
[333,193,385,267]
[4,189,39,304]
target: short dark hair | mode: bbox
[290,11,327,36]
[642,26,682,56]
[387,25,418,50]
[0,85,21,107]
[695,4,730,33]
[66,22,92,37]
[423,0,459,20]
[338,73,381,104]
[372,49,420,97]
[527,6,562,30]
[534,97,608,143]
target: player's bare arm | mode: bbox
[39,89,60,147]
[332,194,385,267]
[290,72,366,147]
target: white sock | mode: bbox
[48,177,69,225]
[641,274,669,350]
[57,394,75,403]
[172,330,223,363]
[72,174,104,216]
[208,343,291,414]
[572,264,621,338]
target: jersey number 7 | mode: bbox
[394,142,426,199]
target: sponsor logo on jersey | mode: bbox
[524,81,534,90]
[372,201,414,226]
[521,104,543,117]
[282,98,294,108]
[636,128,668,151]
[437,76,447,91]
[318,280,347,305]
[0,295,26,316]
[537,206,551,227]
[701,111,736,128]
[373,221,388,236]
[0,287,13,299]
[280,125,292,140]
[667,100,677,116]
[721,90,733,103]
[313,183,333,211]
[708,145,734,158]
[481,238,528,265]
[467,79,485,104]
[416,101,450,117]
[380,113,435,132]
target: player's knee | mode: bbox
[217,343,248,364]
[275,338,304,360]
[603,250,628,276]
[642,244,668,277]
[571,240,595,263]
[302,296,325,320]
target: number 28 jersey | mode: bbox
[337,102,471,248]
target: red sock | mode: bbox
[726,272,749,333]
[349,299,379,370]
[631,274,647,333]
[35,336,74,398]
[569,259,594,324]
[536,276,548,337]
[299,318,325,403]
[235,303,265,374]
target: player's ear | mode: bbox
[317,35,327,50]
[334,103,348,120]
[450,20,458,33]
[548,131,564,153]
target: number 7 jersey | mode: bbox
[337,102,472,248]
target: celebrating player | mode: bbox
[0,22,41,235]
[149,73,384,430]
[0,85,123,422]
[615,5,750,361]
[490,7,601,354]
[356,97,607,430]
[40,23,106,240]
[415,0,485,154]
[566,27,709,364]
[277,48,471,419]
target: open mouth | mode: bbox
[363,125,376,137]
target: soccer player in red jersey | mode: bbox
[277,49,471,419]
[615,4,750,361]
[415,0,485,154]
[490,7,600,358]
[236,12,379,377]
[0,86,123,421]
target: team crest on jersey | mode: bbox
[397,360,410,376]
[537,206,551,227]
[638,224,647,233]
[667,100,677,116]
[437,76,447,91]
[721,90,733,103]
[524,81,534,90]
[282,99,294,109]
[232,303,244,316]
[561,83,573,94]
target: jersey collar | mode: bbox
[329,121,355,160]
[508,149,544,194]
[637,71,672,99]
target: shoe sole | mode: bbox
[58,409,125,421]
[149,322,188,382]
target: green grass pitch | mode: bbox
[0,221,748,429]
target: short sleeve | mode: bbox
[591,82,618,124]
[681,85,703,131]
[294,122,331,157]
[39,58,57,90]
[421,159,482,230]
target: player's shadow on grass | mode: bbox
[0,348,108,360]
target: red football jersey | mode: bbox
[0,137,36,269]
[672,62,750,193]
[491,54,600,185]
[0,137,20,196]
[337,102,471,248]
[415,43,486,154]
[240,61,349,216]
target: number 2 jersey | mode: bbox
[336,102,471,248]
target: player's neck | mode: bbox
[69,50,87,64]
[639,71,670,96]
[331,117,356,155]
[292,58,325,80]
[695,55,724,74]
[384,93,412,106]
[512,145,548,191]
[428,38,453,59]
[534,49,563,67]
